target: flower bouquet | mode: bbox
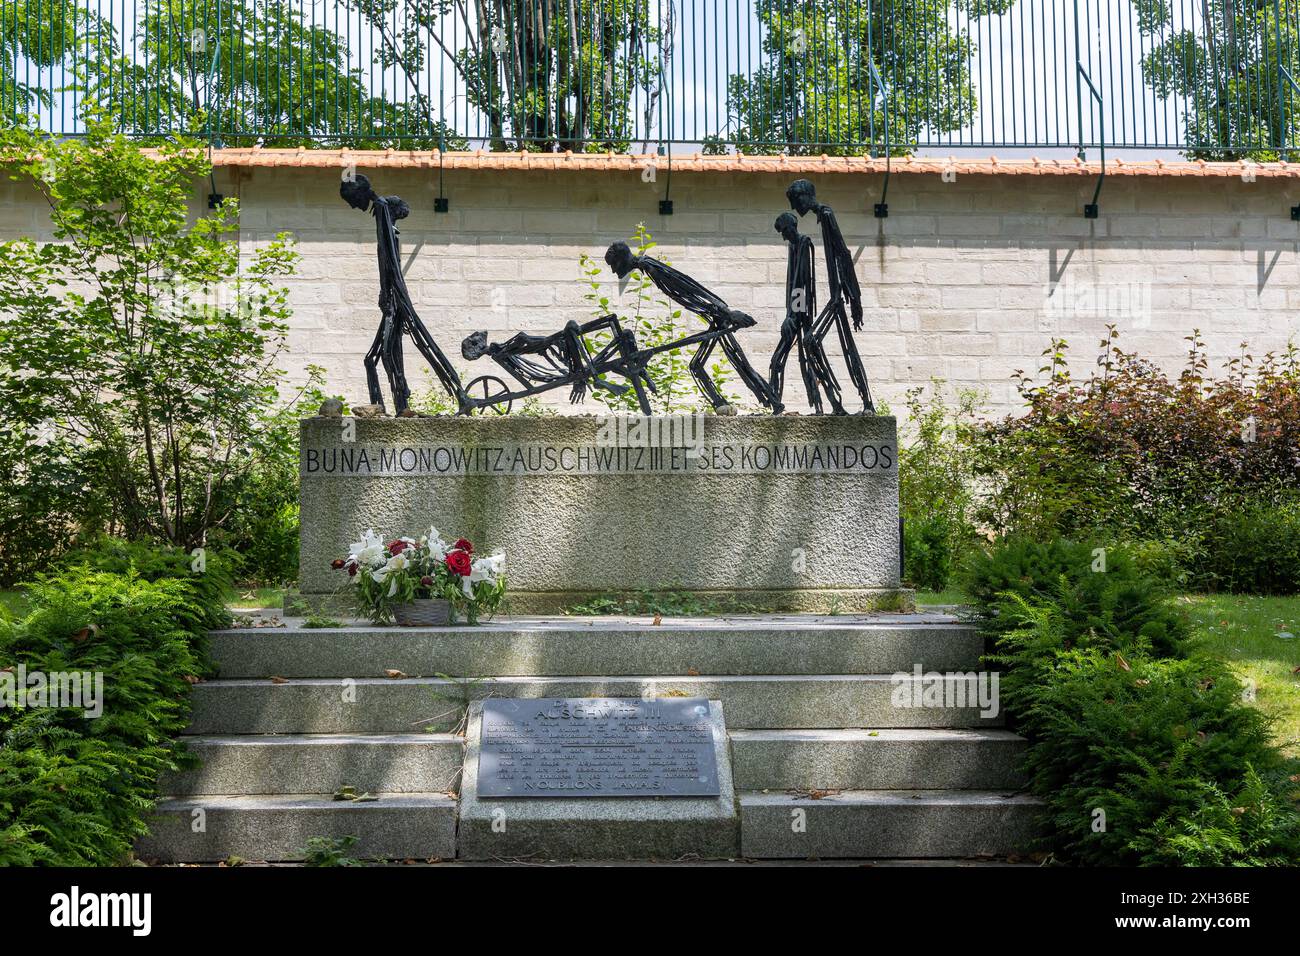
[333,527,506,625]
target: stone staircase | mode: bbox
[137,613,1039,862]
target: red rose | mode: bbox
[445,550,472,576]
[420,575,434,588]
[331,558,345,570]
[454,538,473,555]
[388,540,408,556]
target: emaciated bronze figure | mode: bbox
[341,173,469,415]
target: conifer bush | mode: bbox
[0,542,226,865]
[966,538,1300,866]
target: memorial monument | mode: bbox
[304,176,903,612]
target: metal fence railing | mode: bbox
[4,1,1300,158]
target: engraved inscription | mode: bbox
[477,697,721,798]
[302,441,896,477]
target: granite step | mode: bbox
[739,790,1041,859]
[729,728,1028,791]
[137,792,458,863]
[187,673,1005,734]
[162,734,463,796]
[208,613,983,678]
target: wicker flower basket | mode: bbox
[393,598,452,627]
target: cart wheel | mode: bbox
[465,375,514,415]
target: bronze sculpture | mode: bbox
[604,241,774,412]
[339,172,878,418]
[461,316,656,415]
[786,178,875,414]
[341,173,470,415]
[770,211,843,415]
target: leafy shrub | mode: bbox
[903,514,956,592]
[207,375,336,586]
[974,329,1300,583]
[1195,500,1300,595]
[0,115,302,580]
[1121,537,1198,590]
[897,382,982,592]
[59,536,232,644]
[963,537,1190,658]
[0,541,226,865]
[970,535,1300,866]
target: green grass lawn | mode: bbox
[1180,593,1300,758]
[227,586,285,610]
[915,587,971,606]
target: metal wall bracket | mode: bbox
[868,53,890,218]
[434,133,450,213]
[1076,62,1105,219]
[660,147,674,214]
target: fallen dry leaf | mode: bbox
[1115,652,1131,672]
[652,612,662,626]
[385,669,407,679]
[269,676,289,684]
[686,667,700,677]
[182,675,202,685]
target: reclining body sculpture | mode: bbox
[460,315,655,414]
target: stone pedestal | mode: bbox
[298,414,904,613]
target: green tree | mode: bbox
[78,0,462,148]
[344,0,663,151]
[0,115,299,561]
[0,0,110,120]
[1134,0,1297,160]
[724,0,1015,155]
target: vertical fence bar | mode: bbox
[12,0,1300,157]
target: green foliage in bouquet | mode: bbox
[335,528,506,625]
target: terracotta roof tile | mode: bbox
[179,147,1300,178]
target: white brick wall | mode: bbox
[7,165,1300,418]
